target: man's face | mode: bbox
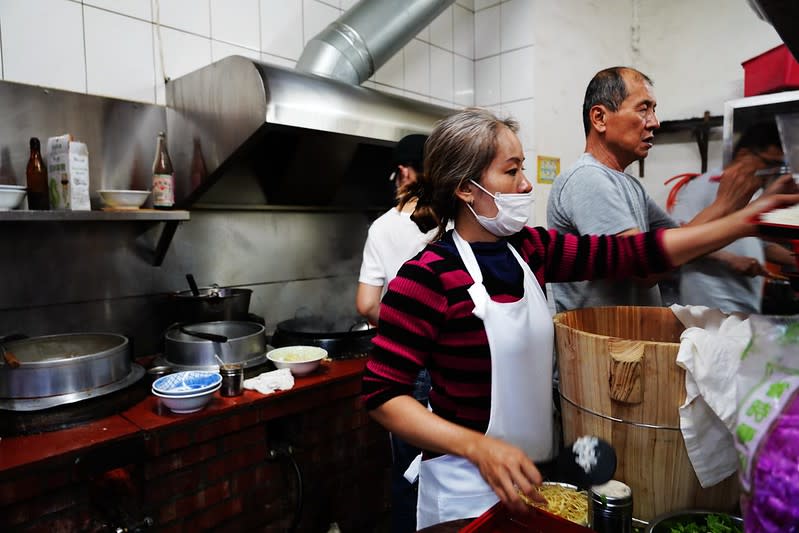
[603,73,660,166]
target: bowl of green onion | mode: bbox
[645,510,743,533]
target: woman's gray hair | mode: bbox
[402,107,519,241]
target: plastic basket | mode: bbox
[742,44,799,96]
[460,502,594,533]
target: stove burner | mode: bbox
[0,374,148,437]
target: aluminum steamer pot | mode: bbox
[165,321,266,370]
[0,333,131,399]
[170,287,252,323]
[271,316,376,358]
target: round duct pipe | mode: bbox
[296,0,455,85]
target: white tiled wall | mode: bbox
[473,0,536,223]
[0,0,481,109]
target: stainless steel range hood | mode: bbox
[165,56,453,210]
[166,0,456,210]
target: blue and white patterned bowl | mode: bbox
[152,370,222,396]
[152,383,221,414]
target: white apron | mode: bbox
[416,231,554,529]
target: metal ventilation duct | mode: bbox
[165,0,460,209]
[165,57,453,209]
[297,0,455,85]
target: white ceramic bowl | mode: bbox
[152,382,221,413]
[98,189,150,209]
[267,345,327,376]
[152,370,222,396]
[0,187,27,210]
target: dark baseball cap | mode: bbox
[391,134,428,172]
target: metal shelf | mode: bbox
[723,89,799,165]
[0,209,189,221]
[0,209,190,266]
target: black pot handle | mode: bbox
[179,326,229,343]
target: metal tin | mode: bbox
[219,365,243,397]
[589,480,633,533]
[146,365,174,384]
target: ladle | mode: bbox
[179,326,228,343]
[548,436,617,489]
[186,274,201,297]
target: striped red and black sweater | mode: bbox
[362,226,673,436]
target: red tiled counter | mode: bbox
[0,359,392,532]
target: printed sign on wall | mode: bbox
[537,156,560,184]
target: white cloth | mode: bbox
[243,368,295,395]
[671,304,751,488]
[358,207,435,290]
[415,231,554,529]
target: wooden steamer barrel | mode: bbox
[554,306,739,521]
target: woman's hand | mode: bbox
[464,434,545,514]
[735,191,799,235]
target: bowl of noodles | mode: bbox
[519,482,589,526]
[267,345,327,376]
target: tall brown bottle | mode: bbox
[152,131,175,209]
[26,137,49,210]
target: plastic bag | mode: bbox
[735,314,799,532]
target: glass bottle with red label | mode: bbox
[152,131,174,208]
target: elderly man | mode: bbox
[547,66,773,312]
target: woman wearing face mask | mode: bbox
[361,108,799,530]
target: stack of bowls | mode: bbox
[151,370,222,413]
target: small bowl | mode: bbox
[267,345,327,376]
[152,370,222,396]
[152,382,221,413]
[0,187,26,210]
[98,189,151,209]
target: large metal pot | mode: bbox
[165,321,267,370]
[0,333,132,399]
[171,286,253,323]
[271,316,375,359]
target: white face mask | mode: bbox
[467,180,534,237]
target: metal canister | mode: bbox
[219,365,244,397]
[589,480,633,533]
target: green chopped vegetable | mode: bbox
[665,513,742,533]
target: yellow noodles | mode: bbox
[518,483,588,525]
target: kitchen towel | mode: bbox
[243,368,295,395]
[671,304,751,488]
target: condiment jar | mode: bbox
[220,364,244,397]
[589,480,633,533]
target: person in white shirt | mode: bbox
[357,134,434,324]
[356,133,434,533]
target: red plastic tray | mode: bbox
[460,502,593,533]
[742,44,799,96]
